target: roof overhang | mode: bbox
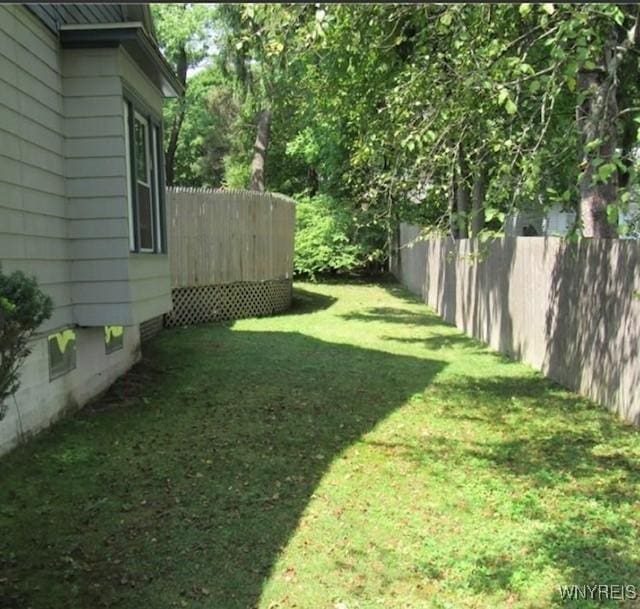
[59,22,183,98]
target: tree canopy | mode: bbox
[153,3,640,275]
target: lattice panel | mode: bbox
[164,279,292,327]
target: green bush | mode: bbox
[294,194,368,280]
[0,268,53,418]
[222,154,251,189]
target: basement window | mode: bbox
[104,326,124,354]
[48,329,77,380]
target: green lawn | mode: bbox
[1,282,639,609]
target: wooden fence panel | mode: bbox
[393,224,640,424]
[167,187,295,288]
[165,187,295,326]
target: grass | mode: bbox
[1,281,640,609]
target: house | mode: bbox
[504,204,577,237]
[0,4,182,454]
[506,201,640,238]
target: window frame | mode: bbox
[133,110,154,253]
[123,93,167,255]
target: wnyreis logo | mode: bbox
[558,584,637,602]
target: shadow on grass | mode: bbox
[380,333,491,354]
[0,325,444,609]
[340,307,444,327]
[372,282,514,360]
[284,286,337,316]
[360,282,640,602]
[420,375,640,604]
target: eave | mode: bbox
[59,22,184,98]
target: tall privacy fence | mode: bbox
[165,187,296,326]
[392,223,640,424]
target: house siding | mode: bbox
[0,5,175,455]
[119,47,172,324]
[119,47,164,112]
[60,46,172,326]
[0,5,72,331]
[62,47,132,326]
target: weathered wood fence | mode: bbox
[165,187,296,326]
[392,223,640,424]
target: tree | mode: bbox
[158,3,640,276]
[166,66,238,187]
[151,3,215,185]
[0,269,52,419]
[215,4,315,191]
[249,109,271,191]
[572,5,640,237]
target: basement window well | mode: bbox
[48,329,77,380]
[105,326,124,354]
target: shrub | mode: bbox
[222,154,251,189]
[0,268,53,419]
[294,194,368,280]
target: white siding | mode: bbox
[119,48,172,323]
[119,47,164,112]
[0,5,71,331]
[61,48,132,325]
[542,205,576,237]
[1,6,171,330]
[130,255,171,323]
[0,5,171,456]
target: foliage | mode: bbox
[0,268,53,417]
[165,67,237,187]
[293,194,368,279]
[151,4,217,185]
[151,3,214,69]
[222,154,252,189]
[157,4,640,258]
[2,283,639,608]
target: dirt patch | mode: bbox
[82,356,167,415]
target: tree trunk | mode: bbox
[455,145,470,238]
[307,166,319,196]
[449,166,458,238]
[471,161,488,237]
[249,109,271,191]
[165,110,185,186]
[577,47,618,238]
[165,46,188,186]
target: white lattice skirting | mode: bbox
[164,279,293,327]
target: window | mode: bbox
[123,99,166,253]
[48,329,77,380]
[134,112,153,250]
[105,326,124,354]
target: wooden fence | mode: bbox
[165,187,296,326]
[167,187,295,287]
[393,223,640,425]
